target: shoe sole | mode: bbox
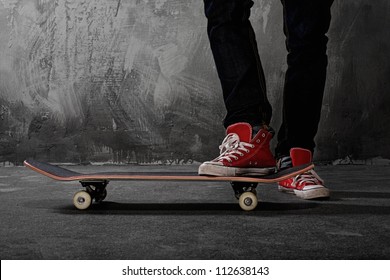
[278,185,330,200]
[294,187,330,200]
[198,163,275,177]
[278,185,295,194]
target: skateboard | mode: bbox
[23,159,314,211]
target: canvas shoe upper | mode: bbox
[278,148,330,199]
[198,122,276,177]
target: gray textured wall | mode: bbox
[0,0,389,164]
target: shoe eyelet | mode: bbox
[256,139,260,143]
[262,133,266,138]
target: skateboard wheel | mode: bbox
[238,192,258,211]
[73,190,92,210]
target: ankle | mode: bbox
[276,155,292,171]
[252,124,275,138]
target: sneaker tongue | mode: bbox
[290,148,312,166]
[226,123,252,142]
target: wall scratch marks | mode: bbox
[0,0,389,164]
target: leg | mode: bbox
[204,0,272,128]
[200,0,276,180]
[276,0,334,158]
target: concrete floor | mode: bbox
[0,164,389,259]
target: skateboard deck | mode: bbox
[24,159,314,211]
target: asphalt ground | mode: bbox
[0,164,389,259]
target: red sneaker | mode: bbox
[198,123,276,176]
[278,148,330,199]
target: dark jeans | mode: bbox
[204,0,334,158]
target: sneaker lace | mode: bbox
[292,169,324,187]
[216,133,254,163]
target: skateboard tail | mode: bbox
[24,160,81,181]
